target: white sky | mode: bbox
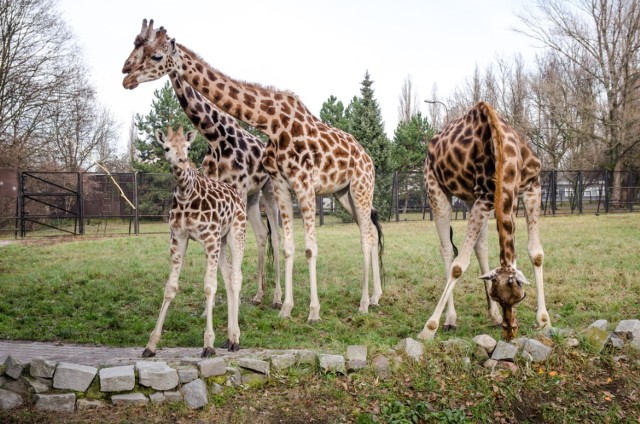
[57,0,541,151]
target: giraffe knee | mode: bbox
[532,253,543,267]
[305,249,313,260]
[451,265,463,279]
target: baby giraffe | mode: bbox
[144,126,246,358]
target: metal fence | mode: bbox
[0,169,638,237]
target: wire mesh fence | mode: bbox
[0,169,638,238]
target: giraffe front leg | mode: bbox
[262,183,283,309]
[202,241,220,358]
[246,197,267,306]
[474,220,502,326]
[275,188,295,319]
[144,234,187,357]
[224,225,245,352]
[297,191,320,322]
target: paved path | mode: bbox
[0,340,282,367]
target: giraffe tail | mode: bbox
[478,101,506,232]
[265,217,275,280]
[371,209,385,287]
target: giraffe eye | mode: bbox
[151,55,163,61]
[164,147,170,152]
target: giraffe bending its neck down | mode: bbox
[146,126,246,358]
[417,102,549,341]
[122,19,281,309]
[123,20,383,322]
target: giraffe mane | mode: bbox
[177,44,301,100]
[480,102,506,237]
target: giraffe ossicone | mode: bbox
[417,101,550,342]
[122,19,384,322]
[144,125,246,358]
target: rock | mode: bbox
[164,390,183,402]
[346,345,367,371]
[295,350,317,365]
[483,359,498,369]
[543,327,576,338]
[99,365,135,392]
[0,388,23,411]
[582,326,609,353]
[318,354,346,375]
[614,320,640,340]
[396,338,424,362]
[472,346,490,362]
[512,337,528,349]
[178,366,199,383]
[197,357,227,378]
[24,376,51,394]
[76,398,106,411]
[491,341,519,362]
[238,358,270,375]
[136,361,178,391]
[524,339,553,362]
[372,355,390,379]
[3,356,23,380]
[564,338,580,348]
[181,379,208,409]
[53,362,97,392]
[226,367,242,387]
[149,392,165,403]
[270,353,297,371]
[111,393,148,406]
[180,357,202,366]
[609,333,625,349]
[241,371,268,387]
[473,334,497,354]
[34,393,75,412]
[588,320,608,331]
[30,358,57,379]
[520,351,534,363]
[2,377,30,400]
[496,361,519,374]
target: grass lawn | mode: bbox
[1,213,639,422]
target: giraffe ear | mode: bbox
[479,270,497,281]
[154,129,166,145]
[170,38,177,53]
[515,269,530,285]
[185,130,198,145]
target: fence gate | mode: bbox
[19,172,83,236]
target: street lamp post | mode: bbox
[424,100,449,124]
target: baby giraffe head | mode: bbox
[122,19,178,89]
[154,126,197,169]
[480,266,529,340]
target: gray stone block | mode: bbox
[372,355,390,379]
[491,341,519,361]
[582,326,609,353]
[99,365,135,392]
[226,367,241,387]
[396,338,424,362]
[136,361,178,391]
[295,349,317,365]
[318,354,346,374]
[149,392,165,403]
[0,388,23,411]
[346,345,367,370]
[241,371,268,386]
[3,356,23,380]
[111,392,149,406]
[197,357,226,377]
[473,334,497,354]
[164,390,183,402]
[76,398,106,411]
[53,362,97,392]
[238,358,270,375]
[30,358,57,379]
[614,320,640,340]
[609,333,625,348]
[181,379,208,409]
[588,319,608,331]
[523,339,553,362]
[34,393,75,412]
[270,353,297,371]
[25,376,51,394]
[178,366,199,383]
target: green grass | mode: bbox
[1,213,640,422]
[0,214,639,352]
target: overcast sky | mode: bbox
[58,0,541,150]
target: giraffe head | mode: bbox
[154,126,197,169]
[122,19,177,89]
[480,266,529,340]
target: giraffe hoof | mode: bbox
[141,348,156,358]
[251,299,262,306]
[201,347,216,358]
[442,325,458,332]
[271,302,282,310]
[228,342,240,352]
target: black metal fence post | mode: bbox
[134,172,140,234]
[78,172,84,235]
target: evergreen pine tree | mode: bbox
[319,95,349,131]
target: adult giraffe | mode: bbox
[122,19,281,308]
[122,20,383,322]
[418,102,550,341]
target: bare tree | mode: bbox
[398,75,420,124]
[517,0,640,204]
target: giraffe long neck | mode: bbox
[169,72,223,140]
[176,44,314,139]
[481,101,516,267]
[171,164,197,199]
